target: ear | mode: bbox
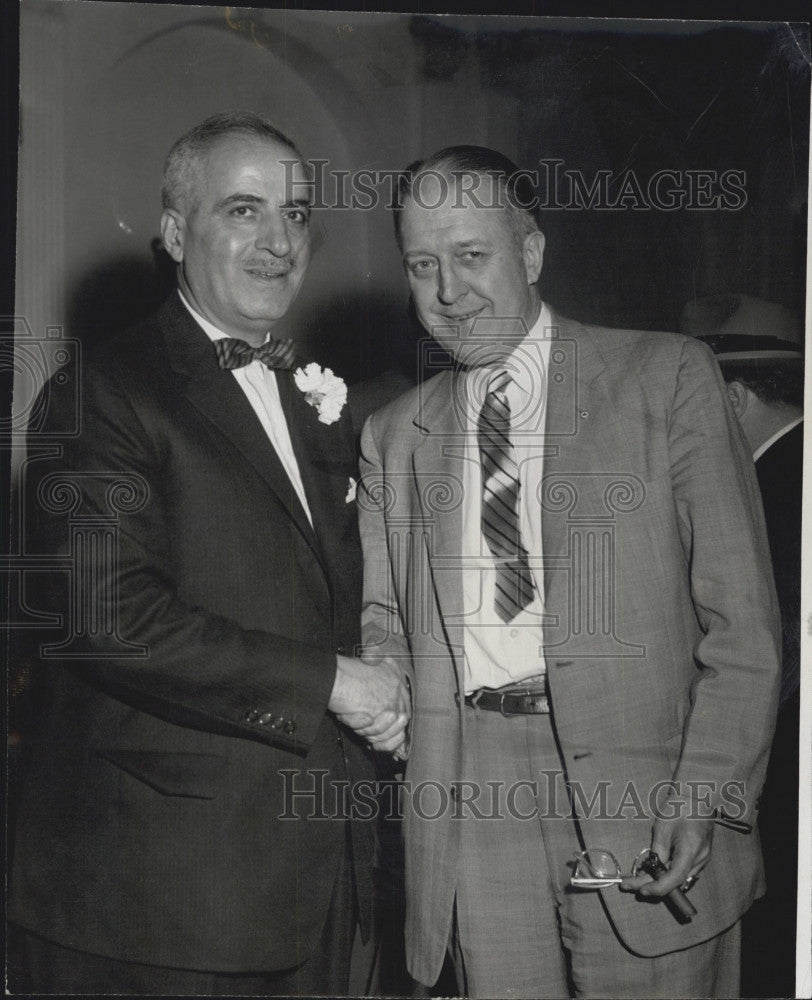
[160,209,186,263]
[726,380,750,419]
[523,230,545,284]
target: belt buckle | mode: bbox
[498,691,517,717]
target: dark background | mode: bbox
[13,5,810,449]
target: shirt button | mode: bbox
[510,628,518,639]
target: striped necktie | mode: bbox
[478,370,536,623]
[214,336,297,371]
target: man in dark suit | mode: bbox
[10,112,408,995]
[692,310,803,999]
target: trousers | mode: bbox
[447,706,740,999]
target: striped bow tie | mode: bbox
[214,336,298,371]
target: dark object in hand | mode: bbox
[638,851,698,923]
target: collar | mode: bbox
[178,289,271,346]
[753,416,803,462]
[466,301,552,407]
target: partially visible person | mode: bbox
[685,295,803,999]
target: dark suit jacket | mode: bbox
[755,421,802,707]
[10,292,374,972]
[740,421,802,998]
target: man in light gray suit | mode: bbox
[357,147,780,998]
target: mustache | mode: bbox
[243,257,296,274]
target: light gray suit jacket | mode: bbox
[358,315,780,985]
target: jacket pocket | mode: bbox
[96,749,226,799]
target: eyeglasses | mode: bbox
[570,847,698,923]
[570,847,654,888]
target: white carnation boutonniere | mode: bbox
[345,477,357,504]
[293,362,347,425]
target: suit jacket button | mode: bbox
[244,708,261,722]
[258,712,274,725]
[284,720,297,734]
[336,645,347,655]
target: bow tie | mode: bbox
[214,336,298,372]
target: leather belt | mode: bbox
[457,683,550,716]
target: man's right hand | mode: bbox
[329,652,410,753]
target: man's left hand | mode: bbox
[619,817,714,896]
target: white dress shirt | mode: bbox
[178,291,313,526]
[461,303,554,692]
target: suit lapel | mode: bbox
[275,368,355,582]
[540,312,613,654]
[158,294,325,570]
[412,371,467,687]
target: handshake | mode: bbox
[328,648,411,759]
